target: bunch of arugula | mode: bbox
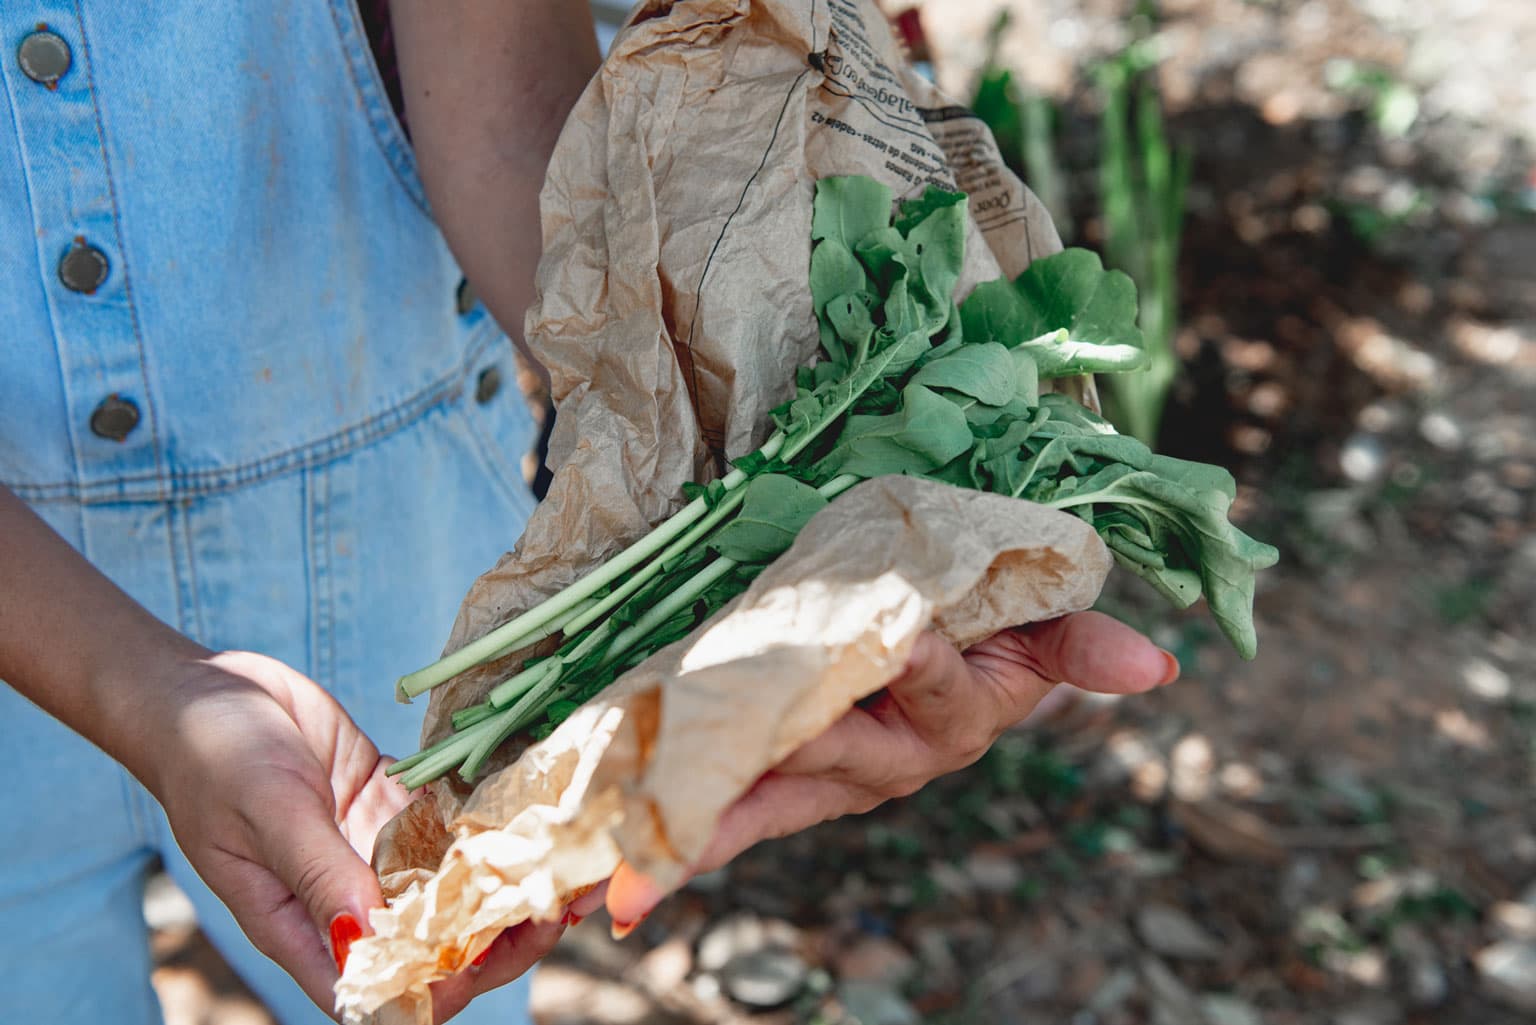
[387,176,1278,791]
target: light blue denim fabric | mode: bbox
[0,2,543,1022]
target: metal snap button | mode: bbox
[475,366,502,404]
[18,30,71,86]
[456,277,478,316]
[90,395,140,442]
[59,241,109,294]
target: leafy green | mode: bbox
[909,342,1018,406]
[960,249,1147,376]
[819,384,975,479]
[393,172,1279,788]
[710,474,828,564]
[810,176,893,251]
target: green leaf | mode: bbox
[812,176,893,251]
[958,249,1148,376]
[854,226,915,290]
[709,474,829,563]
[909,342,1018,406]
[810,239,870,314]
[894,185,967,234]
[820,384,974,479]
[1011,349,1040,406]
[826,291,878,363]
[905,192,968,325]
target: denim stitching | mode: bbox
[180,500,207,643]
[71,0,168,484]
[163,501,193,638]
[323,0,429,215]
[314,466,334,687]
[8,326,497,503]
[300,467,317,679]
[0,17,90,501]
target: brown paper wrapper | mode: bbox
[337,1,1102,1020]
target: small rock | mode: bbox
[913,931,961,989]
[834,935,916,985]
[1200,993,1263,1025]
[629,936,693,992]
[963,850,1024,894]
[926,859,974,899]
[1141,957,1202,1025]
[143,873,198,931]
[1475,940,1536,1011]
[981,950,1063,1003]
[1490,900,1536,940]
[718,947,809,1009]
[1135,904,1225,961]
[1461,657,1513,701]
[1325,947,1389,987]
[1420,411,1464,450]
[1340,433,1388,483]
[1088,966,1138,1014]
[1391,926,1449,1006]
[836,979,921,1025]
[696,913,799,973]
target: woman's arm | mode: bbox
[0,485,562,1019]
[389,0,602,374]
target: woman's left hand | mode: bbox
[603,611,1179,929]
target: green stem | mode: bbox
[487,645,565,708]
[395,431,786,701]
[602,554,740,664]
[559,484,752,638]
[391,724,492,789]
[451,701,498,731]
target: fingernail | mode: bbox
[610,911,649,940]
[471,946,490,967]
[561,909,585,927]
[1158,649,1181,686]
[329,912,363,974]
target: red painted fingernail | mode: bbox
[561,909,585,927]
[330,913,363,974]
[1158,649,1181,686]
[610,912,648,940]
[472,946,490,967]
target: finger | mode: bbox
[606,861,665,938]
[428,919,565,1022]
[566,880,609,922]
[998,611,1176,696]
[210,858,347,1012]
[885,631,1024,750]
[770,701,930,788]
[605,772,877,929]
[247,778,386,957]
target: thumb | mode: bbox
[1001,611,1177,695]
[252,782,385,972]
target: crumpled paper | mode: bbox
[336,0,1104,1020]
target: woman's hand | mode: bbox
[604,611,1178,928]
[149,651,563,1022]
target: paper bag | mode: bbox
[336,1,1105,1020]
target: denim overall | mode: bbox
[0,2,543,1021]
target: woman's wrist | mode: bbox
[0,484,214,797]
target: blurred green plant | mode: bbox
[980,734,1082,801]
[1095,34,1192,447]
[967,4,1190,447]
[1325,59,1420,139]
[969,10,1072,237]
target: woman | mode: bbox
[0,2,1177,1022]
